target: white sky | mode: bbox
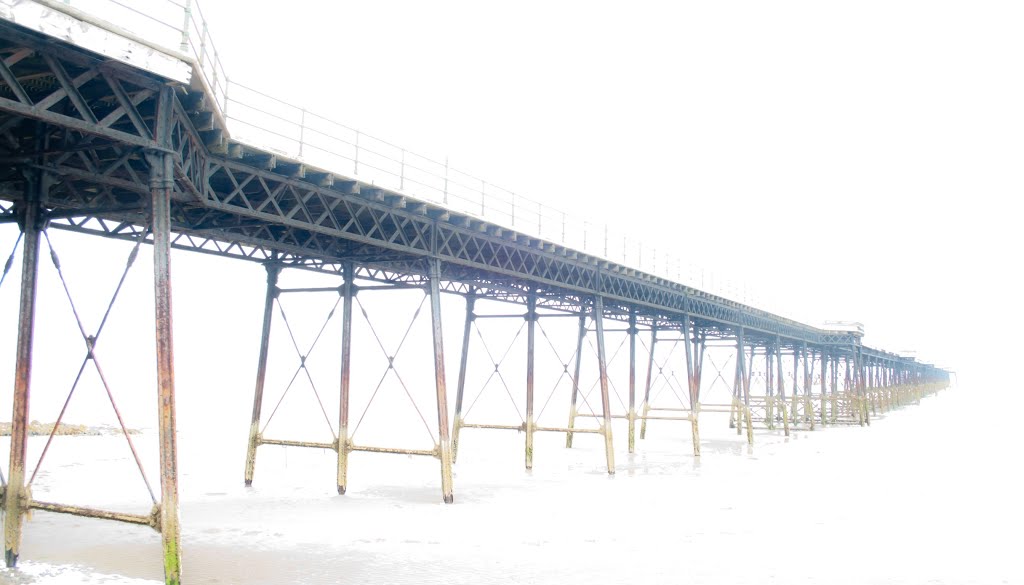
[197,0,1022,380]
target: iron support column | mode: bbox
[594,296,615,474]
[4,161,44,568]
[244,264,279,486]
[639,325,656,440]
[524,290,536,469]
[738,328,753,445]
[683,314,699,457]
[428,259,455,503]
[565,311,586,448]
[149,140,181,584]
[451,290,475,462]
[775,337,790,436]
[627,308,637,453]
[336,262,354,494]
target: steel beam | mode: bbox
[450,290,475,463]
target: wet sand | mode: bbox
[1,385,1020,585]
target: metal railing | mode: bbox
[46,0,804,322]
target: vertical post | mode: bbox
[336,262,354,494]
[150,87,181,585]
[819,350,827,426]
[731,344,741,433]
[639,325,656,439]
[565,310,587,448]
[427,259,454,503]
[627,308,637,454]
[179,0,192,52]
[524,290,536,469]
[451,290,475,463]
[683,314,700,457]
[803,344,814,430]
[738,328,753,445]
[594,296,615,475]
[443,157,449,205]
[298,108,306,158]
[244,263,279,486]
[4,160,44,569]
[765,346,773,429]
[775,336,790,437]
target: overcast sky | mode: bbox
[195,0,1022,379]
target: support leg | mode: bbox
[4,165,43,568]
[428,260,454,503]
[594,296,615,474]
[244,264,279,487]
[639,326,656,440]
[525,291,536,469]
[451,292,474,463]
[149,144,181,584]
[776,338,790,437]
[738,329,754,445]
[627,309,637,454]
[683,315,699,457]
[565,312,586,448]
[336,262,354,494]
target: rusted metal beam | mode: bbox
[259,438,336,450]
[336,261,355,494]
[28,500,156,528]
[428,259,454,503]
[244,263,279,487]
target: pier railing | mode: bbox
[42,0,788,318]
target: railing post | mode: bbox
[400,149,406,190]
[443,156,449,205]
[354,131,360,175]
[198,22,208,66]
[480,180,486,216]
[511,192,516,226]
[179,0,192,53]
[298,108,306,158]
